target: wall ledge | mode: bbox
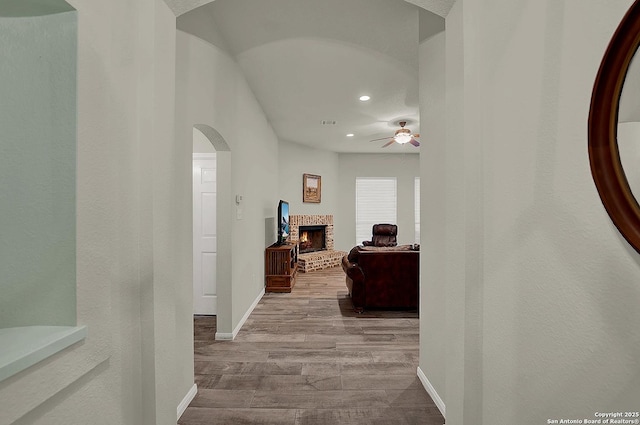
[0,325,87,382]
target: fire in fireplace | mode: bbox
[299,225,326,253]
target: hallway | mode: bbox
[179,266,444,425]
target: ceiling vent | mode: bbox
[321,120,337,125]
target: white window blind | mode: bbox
[414,177,420,244]
[355,177,397,246]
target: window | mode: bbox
[415,177,420,243]
[355,177,397,246]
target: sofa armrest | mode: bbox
[341,255,366,310]
[341,256,363,281]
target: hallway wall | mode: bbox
[418,29,446,413]
[175,30,280,340]
[1,0,188,424]
[3,1,639,424]
[435,0,640,424]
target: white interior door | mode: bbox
[193,154,217,315]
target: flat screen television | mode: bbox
[277,200,290,245]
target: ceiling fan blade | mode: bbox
[409,138,420,147]
[413,133,420,138]
[382,140,395,148]
[369,136,393,142]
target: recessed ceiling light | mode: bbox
[346,133,354,137]
[359,95,371,102]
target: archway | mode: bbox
[172,0,452,420]
[191,124,232,337]
[165,0,453,18]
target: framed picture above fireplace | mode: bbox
[303,174,321,203]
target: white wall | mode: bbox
[437,1,640,424]
[142,2,185,421]
[418,29,446,413]
[175,31,280,336]
[336,153,419,251]
[441,3,469,423]
[277,139,339,229]
[0,0,191,424]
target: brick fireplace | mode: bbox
[289,214,334,250]
[289,215,345,272]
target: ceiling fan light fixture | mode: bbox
[394,128,412,144]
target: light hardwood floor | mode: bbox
[179,266,444,425]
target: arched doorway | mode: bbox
[191,125,232,331]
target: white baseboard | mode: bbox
[177,383,197,420]
[417,366,446,418]
[215,288,265,340]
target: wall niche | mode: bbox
[0,0,85,382]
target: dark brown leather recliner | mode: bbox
[362,224,397,247]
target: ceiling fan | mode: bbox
[369,121,420,148]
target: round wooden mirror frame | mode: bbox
[589,0,640,254]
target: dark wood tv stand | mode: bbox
[265,242,298,292]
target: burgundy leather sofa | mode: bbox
[341,245,419,312]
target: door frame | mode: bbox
[191,124,233,337]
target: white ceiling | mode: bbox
[177,0,445,153]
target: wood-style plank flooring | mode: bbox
[179,266,444,425]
